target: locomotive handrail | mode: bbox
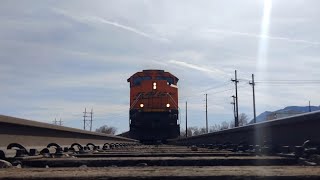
[130,93,142,110]
[167,93,178,109]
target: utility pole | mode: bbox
[309,101,311,112]
[249,74,257,123]
[53,118,62,126]
[231,70,239,127]
[83,108,93,131]
[231,95,236,126]
[90,109,93,131]
[83,108,87,130]
[205,93,208,133]
[185,101,188,138]
[53,118,57,125]
[58,118,63,126]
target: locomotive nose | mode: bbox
[128,70,179,142]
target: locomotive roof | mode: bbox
[127,69,179,82]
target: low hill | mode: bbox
[250,105,320,123]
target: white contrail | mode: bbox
[86,16,169,42]
[207,29,320,46]
[53,8,169,43]
[168,60,228,77]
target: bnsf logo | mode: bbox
[134,92,175,100]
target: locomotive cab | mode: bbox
[127,70,180,143]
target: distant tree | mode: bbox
[180,130,186,137]
[220,121,229,130]
[180,126,208,137]
[180,128,194,137]
[209,124,221,132]
[95,125,117,135]
[199,127,207,134]
[229,121,235,129]
[238,113,249,126]
[186,128,193,137]
[190,127,200,136]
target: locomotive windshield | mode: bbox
[156,76,174,85]
[133,76,152,86]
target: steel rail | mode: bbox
[0,115,137,149]
[170,110,320,150]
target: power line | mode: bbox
[179,81,232,100]
[179,78,253,101]
[256,82,320,84]
[201,81,233,92]
[256,80,320,82]
[255,80,320,84]
[255,83,320,86]
[238,78,251,81]
[208,88,233,95]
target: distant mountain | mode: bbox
[253,111,272,123]
[249,105,320,124]
[281,106,320,113]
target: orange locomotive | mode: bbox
[127,70,180,142]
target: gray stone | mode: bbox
[136,163,148,167]
[79,165,88,168]
[0,160,12,168]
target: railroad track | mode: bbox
[1,144,320,179]
[171,111,320,148]
[1,113,320,179]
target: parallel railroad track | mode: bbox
[1,112,320,179]
[1,144,320,179]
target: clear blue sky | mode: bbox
[1,0,320,133]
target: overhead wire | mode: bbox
[255,80,320,86]
[179,80,233,100]
[255,80,320,84]
[201,80,233,92]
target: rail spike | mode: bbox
[103,143,110,150]
[47,143,61,149]
[7,143,28,157]
[7,143,27,151]
[86,143,96,150]
[71,143,83,150]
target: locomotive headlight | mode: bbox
[153,82,157,86]
[153,82,157,89]
[166,103,170,108]
[140,103,144,108]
